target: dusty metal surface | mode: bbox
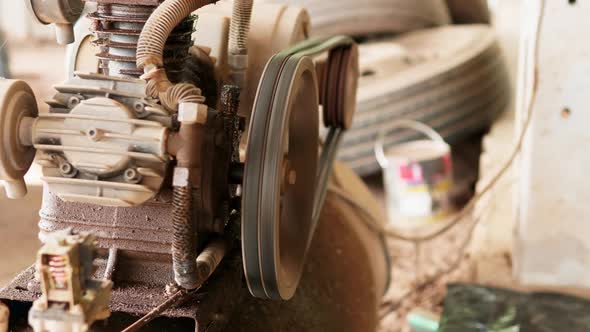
[86,0,194,79]
[39,188,175,255]
[1,254,245,331]
[1,162,389,332]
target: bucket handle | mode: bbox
[374,120,445,169]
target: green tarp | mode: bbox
[439,284,590,332]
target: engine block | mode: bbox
[33,74,170,206]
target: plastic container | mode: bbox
[375,120,453,229]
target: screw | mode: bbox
[67,96,82,108]
[59,162,77,178]
[134,101,145,113]
[87,128,104,142]
[124,168,142,184]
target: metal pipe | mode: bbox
[103,247,118,281]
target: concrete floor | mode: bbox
[0,187,42,286]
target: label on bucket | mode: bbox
[385,152,453,225]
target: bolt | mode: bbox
[281,159,297,193]
[133,101,145,113]
[124,168,142,184]
[86,128,104,142]
[67,96,81,108]
[59,162,77,178]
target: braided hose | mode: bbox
[137,0,208,69]
[228,0,253,56]
[228,0,253,86]
[137,0,209,109]
[172,183,198,289]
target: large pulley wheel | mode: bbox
[242,54,320,300]
[0,80,38,198]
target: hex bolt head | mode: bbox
[133,101,146,113]
[124,168,142,184]
[59,162,77,178]
[67,96,82,108]
[178,103,208,124]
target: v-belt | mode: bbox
[242,36,359,300]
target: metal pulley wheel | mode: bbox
[0,80,38,199]
[242,36,358,300]
[321,44,359,130]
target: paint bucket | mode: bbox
[375,120,454,229]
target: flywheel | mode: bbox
[242,36,358,300]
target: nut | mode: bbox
[173,167,191,187]
[178,103,208,124]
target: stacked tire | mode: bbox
[340,25,510,175]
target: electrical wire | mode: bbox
[328,0,545,243]
[329,0,546,323]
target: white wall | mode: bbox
[514,0,590,290]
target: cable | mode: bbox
[331,0,546,324]
[327,0,544,242]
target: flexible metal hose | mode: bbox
[172,184,198,289]
[228,0,253,86]
[228,0,253,56]
[137,0,209,110]
[137,0,209,69]
[160,82,205,111]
